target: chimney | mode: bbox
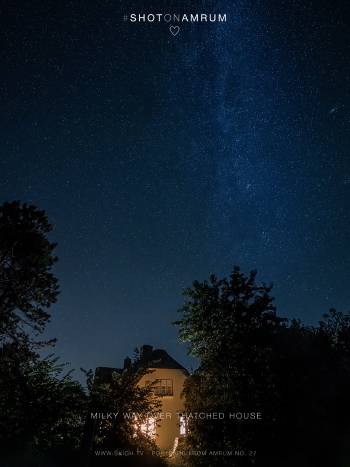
[140,344,153,360]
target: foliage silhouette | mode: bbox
[0,342,86,466]
[0,201,59,349]
[0,201,85,466]
[175,267,350,467]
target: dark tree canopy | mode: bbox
[0,343,86,467]
[176,267,286,359]
[0,202,85,467]
[0,201,59,347]
[175,267,350,467]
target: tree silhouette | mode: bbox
[176,267,350,467]
[0,201,59,349]
[0,201,86,467]
[0,342,86,467]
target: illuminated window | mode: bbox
[179,414,188,435]
[134,415,156,439]
[153,379,173,396]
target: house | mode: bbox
[94,344,189,454]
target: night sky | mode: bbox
[1,1,349,377]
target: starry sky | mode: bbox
[1,0,349,377]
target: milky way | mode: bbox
[0,0,349,377]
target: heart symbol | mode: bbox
[169,25,180,36]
